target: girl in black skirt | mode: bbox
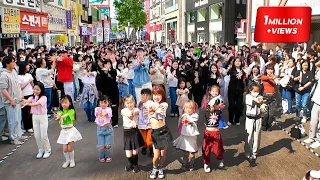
[121,95,145,173]
[146,85,172,179]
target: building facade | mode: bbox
[185,0,246,45]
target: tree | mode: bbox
[114,0,147,35]
[112,25,118,32]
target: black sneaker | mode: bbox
[125,163,133,171]
[133,165,140,173]
[141,148,147,155]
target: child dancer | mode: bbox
[23,82,51,159]
[245,83,264,160]
[173,101,200,171]
[55,95,82,168]
[176,78,189,116]
[146,86,171,179]
[138,88,153,156]
[202,85,225,173]
[121,95,144,173]
[95,95,114,163]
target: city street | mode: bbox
[0,105,319,180]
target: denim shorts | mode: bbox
[97,125,114,147]
[118,83,129,97]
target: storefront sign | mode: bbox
[0,33,20,38]
[48,0,67,9]
[1,7,20,34]
[4,0,41,11]
[254,6,311,42]
[20,10,49,33]
[195,0,208,8]
[80,26,88,35]
[96,27,103,42]
[151,24,162,32]
[66,10,72,29]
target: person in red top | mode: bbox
[261,64,278,131]
[55,50,74,101]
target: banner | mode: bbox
[1,7,20,34]
[4,0,41,11]
[66,10,72,29]
[20,10,49,33]
[90,0,109,16]
[254,7,312,42]
[96,28,103,42]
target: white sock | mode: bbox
[69,151,75,162]
[63,152,70,162]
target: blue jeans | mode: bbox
[84,98,97,122]
[128,79,136,100]
[97,125,114,159]
[282,89,292,113]
[45,88,52,113]
[5,104,22,140]
[0,107,6,136]
[169,87,178,114]
[295,92,309,117]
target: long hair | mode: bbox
[209,63,221,78]
[59,95,76,120]
[32,82,46,99]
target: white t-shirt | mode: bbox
[19,73,33,96]
[36,68,54,88]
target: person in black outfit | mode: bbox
[96,59,119,127]
[191,60,203,107]
[227,57,245,125]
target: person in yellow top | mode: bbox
[55,95,82,169]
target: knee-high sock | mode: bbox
[63,152,70,162]
[69,151,75,162]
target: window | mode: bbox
[209,3,223,20]
[197,7,207,22]
[188,11,195,24]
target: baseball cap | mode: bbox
[310,170,320,178]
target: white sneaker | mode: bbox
[36,151,44,159]
[22,130,26,133]
[11,139,23,145]
[310,141,320,149]
[0,136,8,141]
[218,160,224,168]
[236,123,241,126]
[227,122,232,126]
[250,154,257,160]
[304,138,315,144]
[204,164,211,173]
[69,161,76,168]
[43,152,51,159]
[114,125,119,128]
[301,117,307,123]
[62,161,70,169]
[19,136,28,140]
[157,168,165,179]
[27,129,33,133]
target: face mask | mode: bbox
[213,57,218,61]
[119,66,124,70]
[32,59,36,63]
[202,55,206,58]
[251,92,259,97]
[156,64,161,68]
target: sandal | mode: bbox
[99,158,105,163]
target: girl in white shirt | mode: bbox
[79,61,98,122]
[166,60,179,117]
[18,63,34,133]
[121,95,145,173]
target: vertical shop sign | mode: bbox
[1,7,20,34]
[66,10,72,29]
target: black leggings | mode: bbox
[228,89,244,124]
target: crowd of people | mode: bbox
[0,40,320,179]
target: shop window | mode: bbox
[197,7,207,22]
[28,34,40,47]
[209,3,223,20]
[188,11,195,24]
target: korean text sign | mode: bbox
[20,11,49,33]
[4,0,41,11]
[254,7,311,42]
[1,7,20,34]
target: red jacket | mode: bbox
[56,57,73,82]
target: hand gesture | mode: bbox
[55,113,61,120]
[217,78,222,83]
[298,87,304,91]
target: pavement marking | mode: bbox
[0,133,33,165]
[276,123,320,158]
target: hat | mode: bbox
[136,47,144,52]
[310,170,320,178]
